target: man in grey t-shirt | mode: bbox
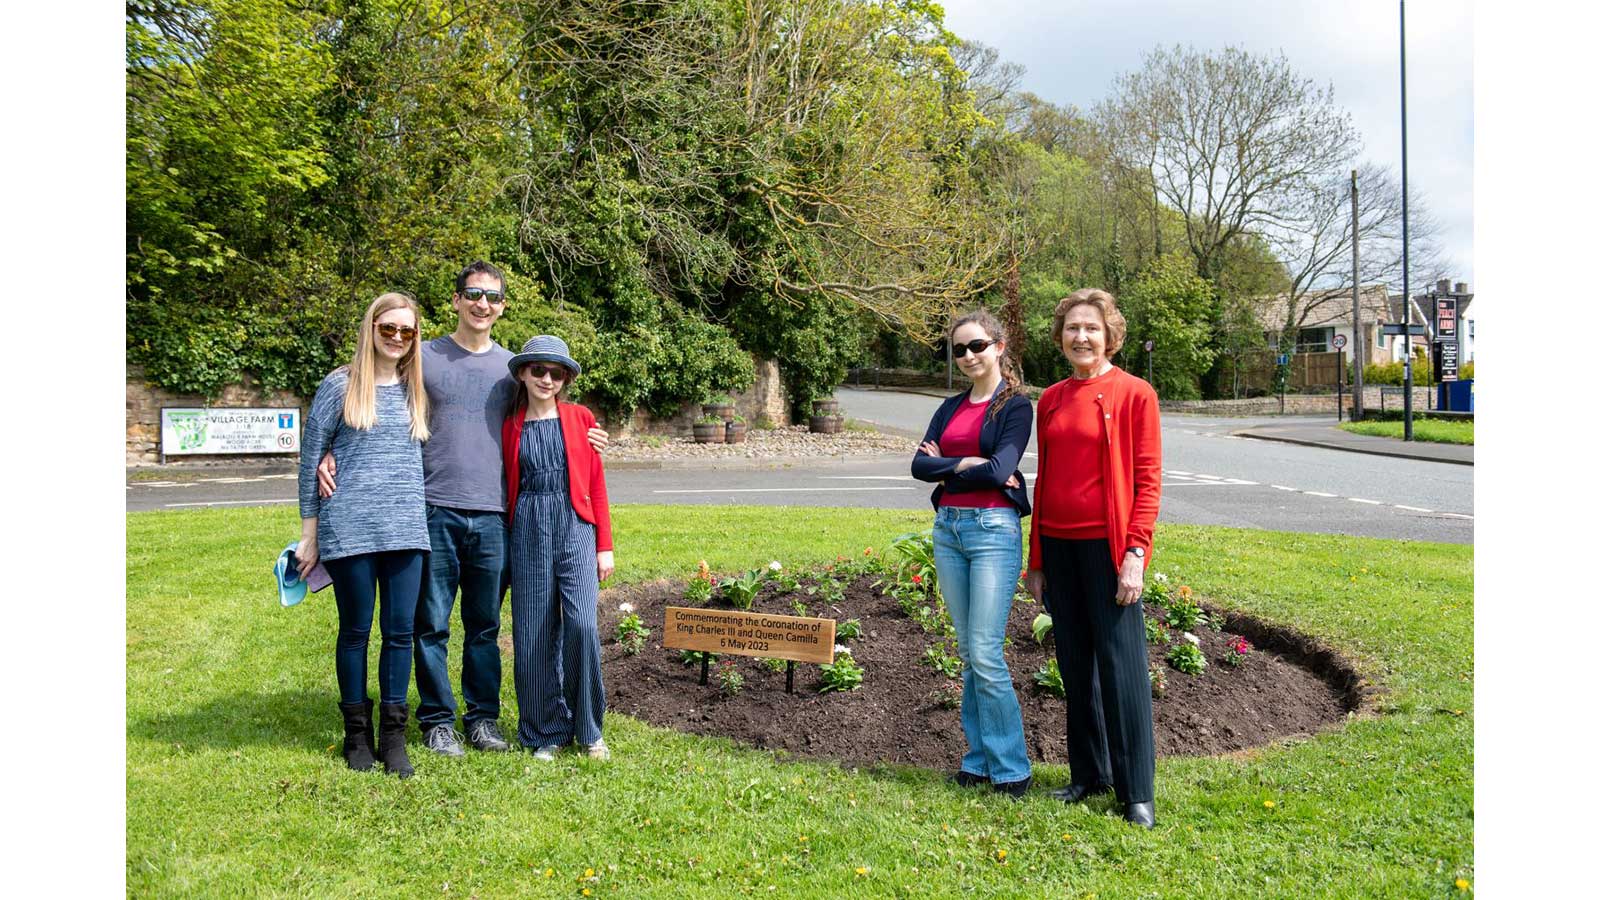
[320,260,607,758]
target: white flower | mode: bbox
[768,560,783,572]
[833,644,852,656]
[1153,572,1169,583]
[618,602,635,614]
[1182,632,1200,645]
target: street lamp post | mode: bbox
[1400,0,1414,441]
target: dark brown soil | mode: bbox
[562,574,1365,772]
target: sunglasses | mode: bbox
[460,287,505,305]
[951,338,998,358]
[375,322,418,342]
[521,363,569,382]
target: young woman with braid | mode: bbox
[910,309,1035,798]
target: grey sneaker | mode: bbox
[531,744,561,761]
[422,724,465,758]
[467,719,510,752]
[580,739,610,761]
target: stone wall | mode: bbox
[126,355,789,464]
[126,365,306,465]
[1161,386,1435,417]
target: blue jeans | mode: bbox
[932,506,1032,784]
[414,506,509,729]
[324,550,425,706]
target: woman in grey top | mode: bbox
[297,292,432,778]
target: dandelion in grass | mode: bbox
[1263,800,1276,809]
[854,866,870,876]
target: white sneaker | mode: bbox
[532,744,561,761]
[581,739,610,761]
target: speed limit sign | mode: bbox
[1332,334,1347,350]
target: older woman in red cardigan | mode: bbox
[1024,288,1162,828]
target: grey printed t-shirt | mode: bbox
[420,335,517,511]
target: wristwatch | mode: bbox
[1125,546,1145,559]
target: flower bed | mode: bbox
[589,539,1364,770]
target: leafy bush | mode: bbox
[719,569,764,610]
[679,650,716,667]
[836,619,862,641]
[1165,587,1202,632]
[818,651,864,693]
[1166,643,1206,676]
[1145,616,1169,645]
[1033,659,1066,697]
[716,660,744,697]
[922,643,963,679]
[615,612,650,656]
[1149,665,1168,698]
[1031,613,1054,644]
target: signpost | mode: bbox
[662,606,836,693]
[1435,296,1459,383]
[1143,339,1154,386]
[1332,335,1347,422]
[160,407,301,463]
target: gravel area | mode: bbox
[604,424,916,461]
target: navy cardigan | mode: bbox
[910,389,1033,516]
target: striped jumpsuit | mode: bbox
[508,417,605,749]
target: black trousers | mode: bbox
[1041,536,1156,804]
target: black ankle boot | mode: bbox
[338,700,376,771]
[377,703,414,779]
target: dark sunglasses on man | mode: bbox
[375,322,418,342]
[951,338,998,358]
[460,287,505,305]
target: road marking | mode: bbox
[1437,512,1474,520]
[1166,470,1191,476]
[164,499,297,508]
[1271,485,1297,491]
[1349,498,1382,505]
[818,476,916,481]
[652,487,915,494]
[1303,491,1337,497]
[1161,481,1242,487]
[211,477,263,484]
[1393,504,1434,513]
[1192,474,1222,480]
[1022,452,1037,459]
[136,481,178,487]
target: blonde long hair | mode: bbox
[949,308,1024,422]
[342,292,430,442]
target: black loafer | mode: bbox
[1123,801,1156,828]
[948,770,990,788]
[1049,783,1111,804]
[991,775,1032,799]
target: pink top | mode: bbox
[937,396,1010,509]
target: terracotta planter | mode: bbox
[703,403,735,421]
[692,422,724,443]
[725,422,747,444]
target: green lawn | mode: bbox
[128,505,1474,897]
[1340,418,1475,445]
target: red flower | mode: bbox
[911,574,923,585]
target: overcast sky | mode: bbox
[937,0,1474,290]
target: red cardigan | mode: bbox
[501,402,613,552]
[1027,366,1161,574]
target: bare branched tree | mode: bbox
[1263,162,1451,349]
[1096,45,1362,284]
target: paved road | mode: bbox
[128,388,1472,544]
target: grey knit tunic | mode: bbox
[297,369,430,561]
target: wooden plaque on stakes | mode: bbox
[662,607,836,664]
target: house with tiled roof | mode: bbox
[1253,284,1431,365]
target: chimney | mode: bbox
[1454,282,1468,294]
[1436,278,1450,294]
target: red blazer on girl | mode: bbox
[501,402,613,552]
